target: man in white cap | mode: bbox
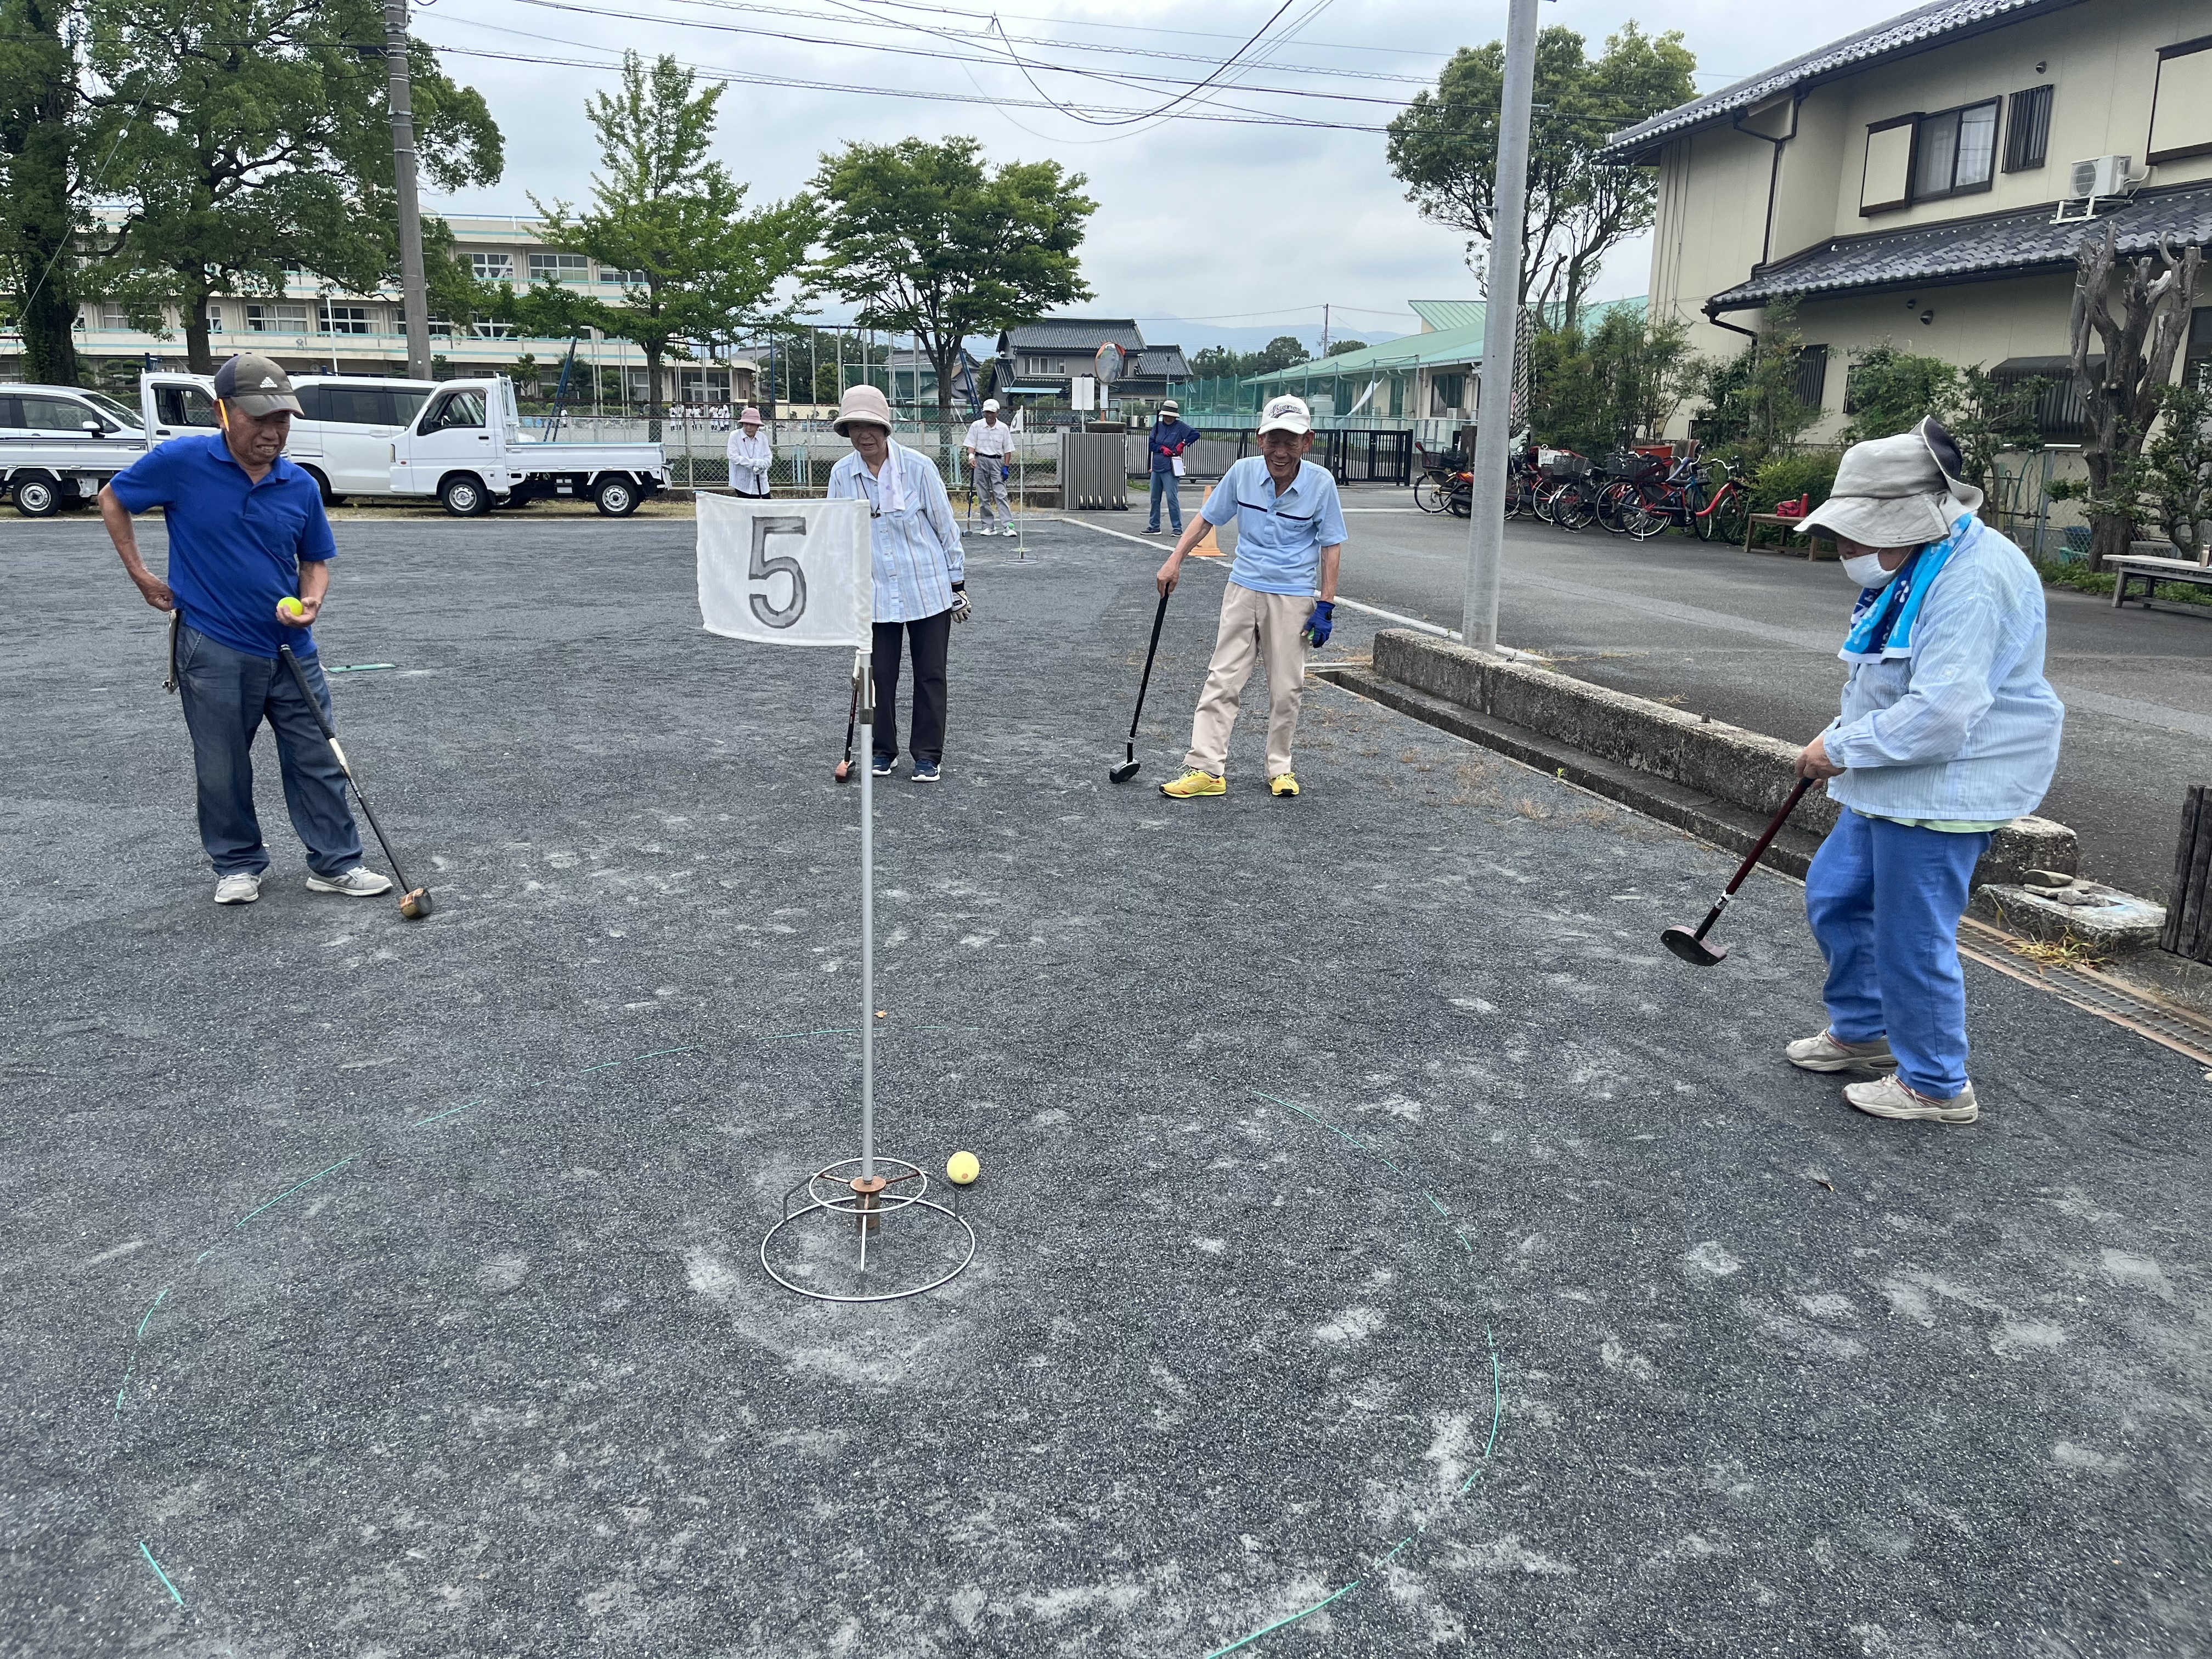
[963,398,1014,535]
[828,385,969,782]
[726,405,772,499]
[1152,393,1345,799]
[1784,416,2063,1125]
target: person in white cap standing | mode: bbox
[1152,393,1345,800]
[726,405,772,499]
[963,398,1015,535]
[1784,416,2064,1125]
[828,385,969,782]
[1144,398,1201,535]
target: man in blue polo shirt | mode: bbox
[1153,393,1346,799]
[100,352,391,906]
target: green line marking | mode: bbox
[139,1542,183,1605]
[577,1060,622,1073]
[1424,1191,1448,1217]
[1376,1533,1414,1565]
[1250,1088,1363,1149]
[1483,1323,1504,1458]
[630,1045,698,1060]
[234,1155,356,1229]
[759,1027,862,1043]
[407,1099,483,1129]
[1206,1579,1363,1657]
[135,1288,168,1339]
[325,663,396,673]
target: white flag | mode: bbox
[696,495,871,648]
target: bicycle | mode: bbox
[1531,447,1596,531]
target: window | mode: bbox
[2003,84,2052,172]
[472,320,515,339]
[99,304,131,331]
[319,302,370,336]
[601,266,648,285]
[2150,36,2212,166]
[21,395,98,432]
[419,388,487,432]
[84,391,142,430]
[2186,306,2212,394]
[528,251,589,284]
[297,385,427,427]
[247,302,309,334]
[1792,345,1830,411]
[470,252,514,283]
[1912,99,1999,202]
[154,385,219,428]
[1430,373,1465,414]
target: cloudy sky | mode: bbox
[420,0,1909,350]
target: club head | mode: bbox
[1661,924,1725,967]
[399,887,434,922]
[1109,758,1141,785]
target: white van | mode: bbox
[139,372,433,504]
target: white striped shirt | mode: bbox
[1824,517,2064,822]
[827,442,966,623]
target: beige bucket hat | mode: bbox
[1799,416,1983,548]
[832,383,893,435]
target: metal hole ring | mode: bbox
[758,1197,977,1305]
[802,1156,932,1217]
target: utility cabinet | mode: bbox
[1060,432,1128,511]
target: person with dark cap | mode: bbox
[98,352,392,906]
[1144,398,1202,535]
[1784,416,2064,1125]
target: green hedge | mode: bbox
[1750,452,1839,515]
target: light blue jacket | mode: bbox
[827,442,965,623]
[1824,515,2064,822]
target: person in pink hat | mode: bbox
[726,405,772,499]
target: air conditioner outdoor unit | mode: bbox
[2069,154,2131,200]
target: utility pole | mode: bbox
[383,0,432,380]
[1321,303,1330,357]
[1460,0,1540,653]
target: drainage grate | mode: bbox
[1957,918,2212,1068]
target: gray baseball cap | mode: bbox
[213,352,303,416]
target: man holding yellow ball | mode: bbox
[99,353,391,907]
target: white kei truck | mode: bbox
[0,372,665,517]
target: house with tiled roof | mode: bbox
[1599,0,2212,441]
[985,318,1189,410]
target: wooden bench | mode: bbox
[1743,511,1838,560]
[2110,553,2212,610]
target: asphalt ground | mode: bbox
[3,512,2208,1657]
[1295,492,2212,904]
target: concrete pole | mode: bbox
[1460,0,1541,653]
[383,0,432,381]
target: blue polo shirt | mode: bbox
[109,432,336,659]
[1200,455,1347,596]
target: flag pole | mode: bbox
[857,648,875,1180]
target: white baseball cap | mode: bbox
[1256,394,1312,436]
[981,398,1001,413]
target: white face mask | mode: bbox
[1841,551,1901,590]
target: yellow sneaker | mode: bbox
[1270,772,1300,798]
[1159,768,1226,799]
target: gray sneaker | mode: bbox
[1786,1030,1897,1074]
[307,866,393,898]
[1844,1075,1979,1124]
[213,871,263,905]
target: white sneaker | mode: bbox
[1785,1030,1897,1074]
[213,871,263,905]
[307,866,393,897]
[1844,1074,1979,1124]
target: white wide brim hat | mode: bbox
[832,385,893,435]
[1799,415,1983,548]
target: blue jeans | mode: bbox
[1804,809,1993,1098]
[1148,470,1182,532]
[175,624,363,878]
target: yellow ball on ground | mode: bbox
[276,596,307,622]
[946,1150,979,1187]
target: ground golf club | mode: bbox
[1109,588,1172,784]
[278,645,433,921]
[1661,775,1814,967]
[833,671,861,783]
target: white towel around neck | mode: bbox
[870,440,909,514]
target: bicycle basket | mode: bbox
[1538,450,1590,479]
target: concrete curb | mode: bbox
[1352,628,2079,889]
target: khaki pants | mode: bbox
[1185,582,1314,778]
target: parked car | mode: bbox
[0,384,155,515]
[388,376,665,516]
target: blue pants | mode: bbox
[176,623,363,878]
[1804,809,1992,1098]
[1148,471,1182,532]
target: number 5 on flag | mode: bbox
[697,495,871,648]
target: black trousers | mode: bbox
[872,610,952,763]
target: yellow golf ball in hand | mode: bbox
[276,596,307,623]
[946,1150,980,1187]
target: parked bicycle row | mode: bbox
[1410,441,1754,543]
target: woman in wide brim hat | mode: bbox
[826,384,969,783]
[726,404,771,499]
[1781,416,2064,1126]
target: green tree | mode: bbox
[2053,379,2212,559]
[0,0,81,382]
[1325,337,1368,357]
[521,53,811,437]
[80,0,502,372]
[1690,304,1819,465]
[1528,308,1692,455]
[1386,22,1695,329]
[809,135,1094,423]
[1839,345,1961,445]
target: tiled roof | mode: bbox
[997,318,1146,352]
[1135,346,1189,377]
[1597,0,2077,163]
[1708,180,2212,310]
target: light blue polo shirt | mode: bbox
[1200,455,1347,596]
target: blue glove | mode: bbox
[1301,600,1334,648]
[1000,462,1010,481]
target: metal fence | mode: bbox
[574,415,1063,493]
